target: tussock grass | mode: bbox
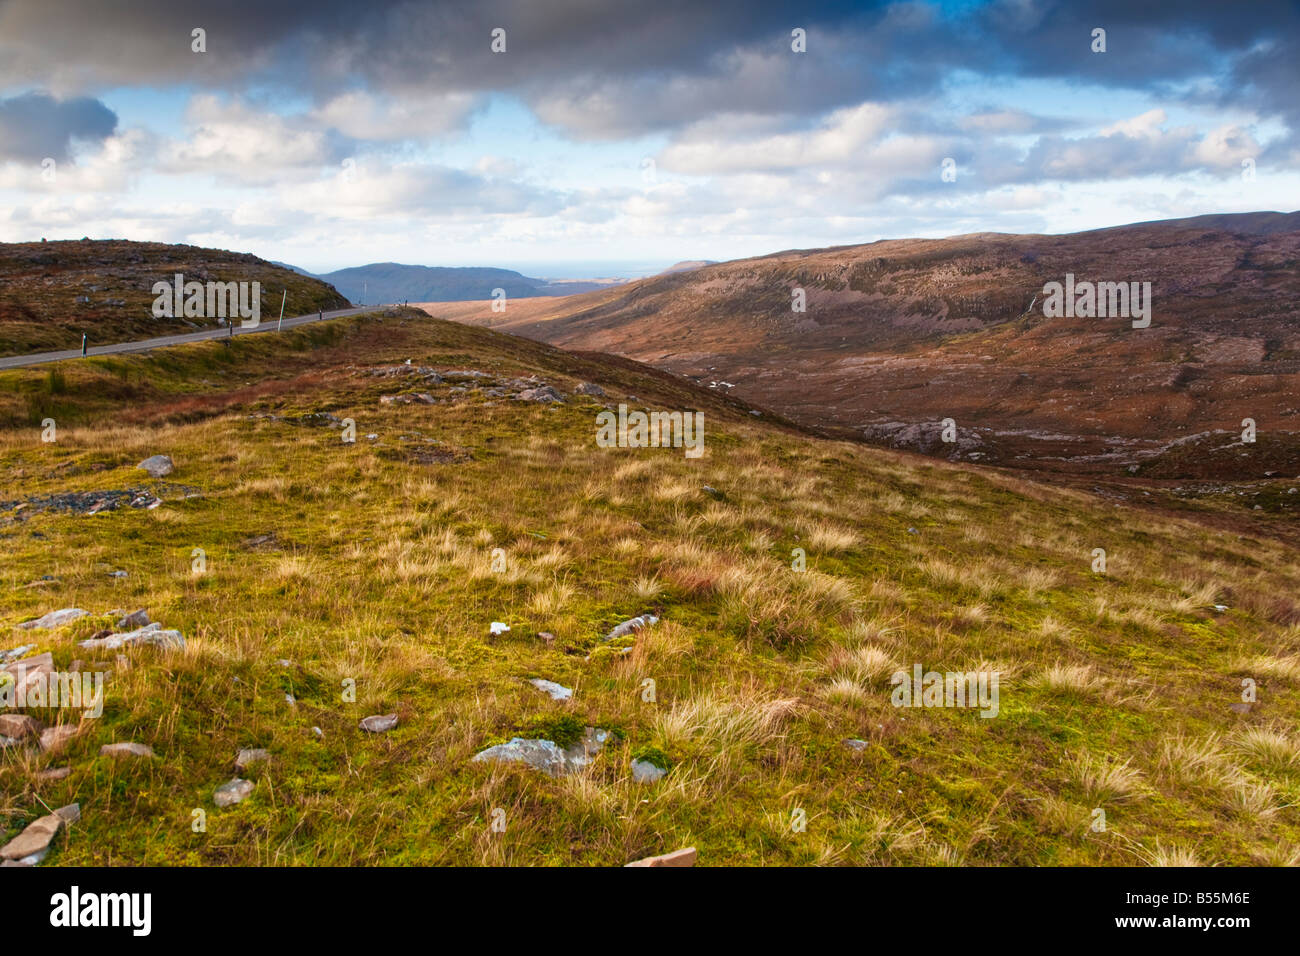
[0,308,1297,866]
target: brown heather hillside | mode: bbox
[429,212,1300,482]
[0,240,351,355]
[1,308,1299,866]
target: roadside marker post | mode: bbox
[81,334,87,357]
[278,290,286,331]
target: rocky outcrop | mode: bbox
[472,727,610,777]
[79,622,185,651]
[18,608,88,630]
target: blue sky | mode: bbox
[0,0,1296,276]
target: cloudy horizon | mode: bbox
[1,0,1297,275]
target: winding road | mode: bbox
[0,305,383,370]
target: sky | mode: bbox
[0,0,1296,276]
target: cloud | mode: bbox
[310,91,483,141]
[0,93,117,162]
[159,95,351,185]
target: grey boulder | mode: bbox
[137,455,175,478]
[214,778,254,807]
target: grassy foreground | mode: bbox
[1,308,1298,866]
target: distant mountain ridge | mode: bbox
[282,262,626,304]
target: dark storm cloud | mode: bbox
[0,92,117,161]
[0,0,1294,144]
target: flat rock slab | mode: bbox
[528,678,573,701]
[603,614,658,642]
[39,724,82,754]
[100,742,154,759]
[0,713,43,740]
[0,803,79,863]
[214,778,254,807]
[472,727,610,777]
[625,847,697,868]
[79,622,185,651]
[359,714,399,733]
[0,644,36,662]
[18,608,88,630]
[235,748,271,771]
[137,455,174,478]
[631,759,668,783]
[1,652,54,700]
[842,738,869,751]
[36,767,72,782]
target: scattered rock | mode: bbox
[99,742,154,759]
[107,570,128,579]
[472,727,610,777]
[528,678,573,701]
[574,382,605,396]
[35,767,72,782]
[702,485,724,500]
[842,738,869,751]
[631,759,668,783]
[311,726,324,739]
[625,847,697,868]
[18,608,88,630]
[603,614,658,642]
[78,622,185,651]
[0,803,79,864]
[3,653,54,700]
[0,714,42,739]
[537,632,556,647]
[214,778,255,807]
[359,714,398,733]
[235,748,270,771]
[39,724,83,754]
[137,455,175,478]
[0,644,37,662]
[516,386,564,403]
[116,609,150,630]
[489,622,510,636]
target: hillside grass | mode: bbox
[0,239,351,356]
[1,309,1297,866]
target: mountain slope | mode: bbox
[0,240,351,356]
[437,212,1300,478]
[0,306,1297,866]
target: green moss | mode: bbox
[630,745,673,770]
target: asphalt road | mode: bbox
[0,305,383,370]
